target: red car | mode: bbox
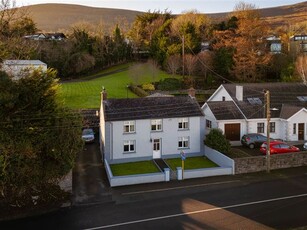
[260,141,300,155]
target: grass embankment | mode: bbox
[165,156,218,170]
[59,63,174,109]
[110,161,160,176]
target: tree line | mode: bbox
[1,1,306,83]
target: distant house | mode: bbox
[290,35,307,57]
[265,35,282,54]
[202,83,307,143]
[1,60,47,80]
[24,33,66,41]
[24,33,47,40]
[100,91,205,164]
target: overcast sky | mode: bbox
[18,0,305,14]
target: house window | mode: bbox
[293,123,296,134]
[257,122,264,133]
[178,118,189,130]
[206,119,212,128]
[270,122,275,133]
[123,140,135,153]
[123,121,135,133]
[178,136,189,149]
[222,96,226,101]
[151,119,162,131]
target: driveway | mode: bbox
[232,141,305,157]
[72,137,112,205]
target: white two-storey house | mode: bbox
[100,92,205,164]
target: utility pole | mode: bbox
[265,90,271,173]
[182,35,185,77]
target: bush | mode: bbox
[142,83,155,91]
[157,78,182,90]
[129,84,149,97]
[204,128,231,154]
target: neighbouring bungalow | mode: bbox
[99,89,205,164]
[202,83,307,144]
[1,60,47,80]
[289,34,307,57]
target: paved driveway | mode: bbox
[72,138,112,205]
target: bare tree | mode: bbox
[184,54,197,76]
[197,51,214,80]
[128,63,146,85]
[166,55,181,76]
[296,55,307,85]
[147,59,159,82]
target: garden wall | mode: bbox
[104,159,166,187]
[80,109,99,128]
[234,152,307,174]
[204,145,235,174]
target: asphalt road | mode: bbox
[1,167,307,230]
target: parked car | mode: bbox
[241,133,269,149]
[304,142,307,150]
[82,128,95,143]
[260,141,300,155]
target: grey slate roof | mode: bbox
[280,104,304,119]
[3,60,46,66]
[104,96,203,121]
[223,83,307,119]
[207,101,245,120]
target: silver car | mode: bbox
[304,142,307,151]
[82,128,95,143]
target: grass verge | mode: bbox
[165,156,218,170]
[110,161,160,176]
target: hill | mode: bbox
[23,4,142,32]
[22,2,307,32]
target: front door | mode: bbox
[153,139,161,159]
[224,123,241,141]
[298,123,305,140]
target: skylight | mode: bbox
[297,96,307,102]
[247,97,262,105]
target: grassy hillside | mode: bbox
[22,2,307,32]
[23,4,142,32]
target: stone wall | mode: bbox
[234,152,307,174]
[80,109,100,129]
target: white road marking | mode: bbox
[84,193,307,230]
[122,180,241,195]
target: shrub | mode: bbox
[129,84,149,97]
[204,128,231,154]
[142,83,155,91]
[157,78,182,90]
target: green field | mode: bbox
[59,63,175,109]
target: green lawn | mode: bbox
[59,63,176,109]
[110,161,160,176]
[165,156,218,170]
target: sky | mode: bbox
[17,0,306,14]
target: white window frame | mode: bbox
[151,119,162,131]
[206,119,212,129]
[257,122,265,133]
[123,121,135,133]
[123,140,135,153]
[178,136,189,149]
[269,122,276,133]
[293,123,296,134]
[178,118,189,130]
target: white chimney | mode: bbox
[236,85,243,101]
